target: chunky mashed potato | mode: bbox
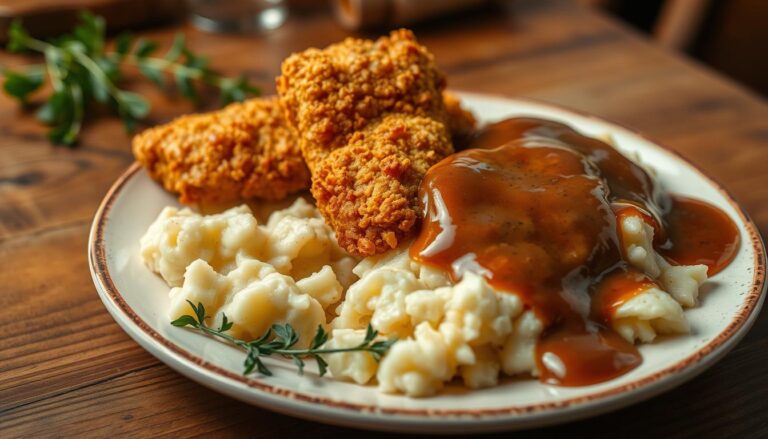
[141,198,707,397]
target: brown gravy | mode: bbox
[410,117,740,386]
[659,196,740,275]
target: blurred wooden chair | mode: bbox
[578,0,713,51]
[653,0,712,50]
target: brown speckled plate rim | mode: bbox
[89,95,766,425]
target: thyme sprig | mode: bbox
[172,300,396,377]
[2,12,259,145]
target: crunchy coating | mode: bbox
[443,91,477,148]
[133,92,474,206]
[312,115,452,256]
[277,29,453,256]
[132,97,310,204]
[277,29,449,171]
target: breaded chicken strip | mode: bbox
[277,29,453,256]
[133,97,310,204]
[313,114,452,255]
[133,93,474,206]
[443,91,477,148]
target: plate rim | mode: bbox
[89,94,767,431]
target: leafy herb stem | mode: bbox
[121,55,203,82]
[2,12,260,145]
[70,49,124,102]
[19,36,49,52]
[172,300,397,377]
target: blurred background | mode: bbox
[0,0,765,96]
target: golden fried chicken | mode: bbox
[133,97,310,204]
[133,92,474,207]
[277,29,453,256]
[312,114,452,255]
[443,91,477,148]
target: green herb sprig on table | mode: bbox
[2,12,260,145]
[172,300,397,377]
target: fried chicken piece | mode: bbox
[443,91,477,148]
[133,97,310,204]
[278,29,449,171]
[277,29,453,256]
[312,114,452,255]
[133,92,474,207]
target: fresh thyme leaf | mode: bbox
[311,325,328,349]
[72,11,105,55]
[174,68,197,101]
[244,348,259,374]
[114,88,149,133]
[171,315,198,327]
[255,357,272,376]
[182,47,208,70]
[114,33,132,58]
[3,14,260,144]
[369,339,397,361]
[315,355,328,377]
[7,19,31,53]
[2,69,44,104]
[83,55,111,103]
[172,302,397,378]
[36,89,67,124]
[371,339,397,351]
[164,33,185,62]
[271,323,291,344]
[47,81,82,145]
[134,38,158,58]
[187,299,206,323]
[293,356,305,375]
[138,61,165,87]
[219,314,233,332]
[364,324,377,343]
[117,90,150,119]
[250,328,272,346]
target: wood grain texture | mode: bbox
[1,0,767,437]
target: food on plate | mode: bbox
[135,30,741,398]
[307,114,452,257]
[277,29,454,256]
[443,91,477,148]
[133,97,309,204]
[132,93,475,206]
[140,199,356,290]
[141,116,739,396]
[409,117,737,386]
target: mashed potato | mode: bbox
[141,199,707,397]
[141,199,355,288]
[169,258,326,347]
[620,215,708,307]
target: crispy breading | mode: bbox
[443,91,477,148]
[132,92,474,207]
[277,29,453,256]
[278,29,449,170]
[312,115,452,255]
[132,97,310,204]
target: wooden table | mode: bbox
[2,1,767,437]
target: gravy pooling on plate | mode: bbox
[410,118,740,386]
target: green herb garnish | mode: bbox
[172,300,396,377]
[2,12,260,145]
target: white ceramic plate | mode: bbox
[89,93,766,433]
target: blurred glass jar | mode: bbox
[188,0,288,33]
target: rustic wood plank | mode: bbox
[0,143,133,239]
[0,223,158,410]
[0,0,766,436]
